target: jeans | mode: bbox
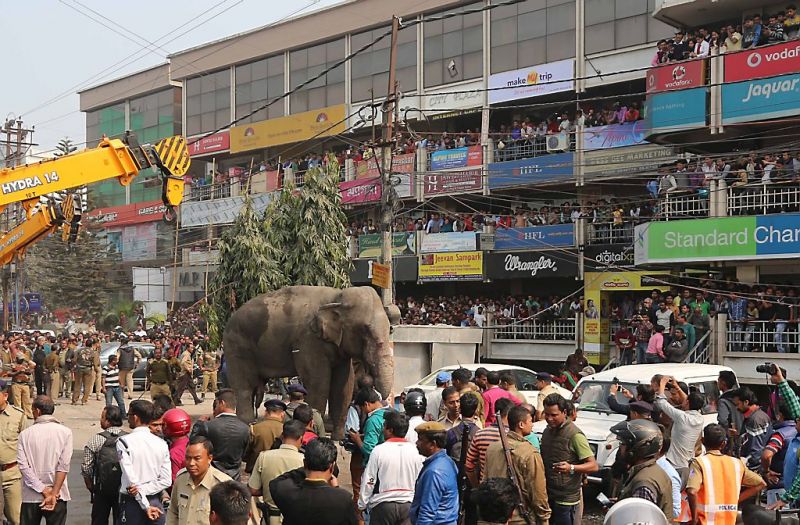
[620,347,633,366]
[745,324,757,350]
[117,495,165,525]
[767,488,786,506]
[550,501,577,525]
[370,502,411,525]
[636,342,648,365]
[105,386,127,418]
[730,322,744,351]
[21,501,67,525]
[91,492,120,525]
[776,321,788,352]
[646,353,664,364]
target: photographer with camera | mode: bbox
[653,375,704,473]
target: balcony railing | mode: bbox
[587,220,636,245]
[659,191,709,220]
[493,318,577,341]
[726,320,800,353]
[728,183,800,216]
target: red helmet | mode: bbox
[162,408,191,438]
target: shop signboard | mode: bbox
[485,251,578,280]
[188,131,230,157]
[423,169,482,196]
[584,244,635,270]
[230,104,346,153]
[371,263,390,288]
[180,193,273,227]
[488,152,573,189]
[644,87,706,133]
[430,145,482,171]
[721,73,800,124]
[494,224,575,250]
[584,145,675,179]
[488,59,574,104]
[357,233,416,258]
[635,213,800,264]
[354,153,414,199]
[725,41,800,83]
[88,200,167,227]
[423,79,483,118]
[350,257,418,284]
[418,251,483,282]
[583,121,647,151]
[340,177,381,204]
[646,59,706,93]
[420,232,478,253]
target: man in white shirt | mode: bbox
[424,372,451,421]
[403,391,427,444]
[359,412,424,523]
[117,399,172,524]
[690,37,709,58]
[652,376,704,472]
[473,307,486,328]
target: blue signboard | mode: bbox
[488,152,573,189]
[645,87,706,132]
[495,224,575,250]
[583,121,648,151]
[722,73,800,124]
[430,146,482,171]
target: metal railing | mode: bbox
[726,320,800,353]
[659,192,709,219]
[685,330,712,364]
[587,221,635,245]
[493,319,577,341]
[728,183,800,216]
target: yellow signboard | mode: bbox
[230,105,347,153]
[371,262,390,289]
[418,251,483,282]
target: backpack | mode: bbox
[446,421,478,463]
[76,348,93,371]
[94,431,125,498]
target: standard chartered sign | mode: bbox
[634,214,800,264]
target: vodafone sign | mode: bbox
[646,59,706,93]
[725,41,800,83]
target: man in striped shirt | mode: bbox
[465,397,515,487]
[102,355,126,419]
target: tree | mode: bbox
[53,137,77,157]
[293,156,352,288]
[262,174,301,282]
[206,193,287,347]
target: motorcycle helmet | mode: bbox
[605,497,668,525]
[162,408,192,438]
[403,390,427,415]
[611,419,663,462]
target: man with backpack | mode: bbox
[72,340,97,406]
[81,406,127,525]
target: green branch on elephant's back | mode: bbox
[204,154,351,349]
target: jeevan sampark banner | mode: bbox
[635,213,800,264]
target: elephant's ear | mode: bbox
[315,303,343,346]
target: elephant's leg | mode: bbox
[224,335,260,423]
[329,360,354,440]
[295,356,331,428]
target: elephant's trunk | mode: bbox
[370,342,395,400]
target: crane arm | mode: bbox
[0,201,62,267]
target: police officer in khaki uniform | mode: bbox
[199,350,218,398]
[9,354,34,420]
[0,379,29,525]
[146,347,172,399]
[166,436,231,525]
[90,340,103,401]
[43,347,60,401]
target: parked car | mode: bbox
[531,363,737,492]
[99,341,156,391]
[405,363,572,406]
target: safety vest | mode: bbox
[695,453,742,525]
[676,491,691,523]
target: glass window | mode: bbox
[290,38,345,112]
[547,2,576,33]
[352,26,417,103]
[586,0,614,25]
[85,103,125,146]
[424,2,483,87]
[585,0,673,56]
[235,54,285,124]
[615,0,647,17]
[186,69,231,136]
[585,22,615,54]
[615,15,647,48]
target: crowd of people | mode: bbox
[653,6,800,64]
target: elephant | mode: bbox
[223,285,397,438]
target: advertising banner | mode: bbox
[488,152,573,189]
[371,263,390,288]
[485,251,578,280]
[725,41,800,83]
[230,105,346,152]
[583,121,647,151]
[357,233,416,258]
[430,145,482,171]
[420,232,478,253]
[584,145,675,179]
[635,213,800,264]
[494,224,575,250]
[721,73,800,124]
[340,177,381,204]
[418,251,483,282]
[354,153,415,198]
[423,169,483,196]
[188,131,230,157]
[646,59,706,93]
[423,80,483,117]
[350,257,418,284]
[488,59,574,104]
[88,200,166,227]
[645,87,706,133]
[584,244,635,270]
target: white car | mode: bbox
[405,363,572,406]
[532,363,737,491]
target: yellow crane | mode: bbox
[0,131,190,266]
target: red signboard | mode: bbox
[423,169,482,196]
[724,41,800,83]
[355,153,416,180]
[87,200,166,227]
[340,177,381,204]
[646,59,706,93]
[188,131,230,157]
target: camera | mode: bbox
[756,363,778,375]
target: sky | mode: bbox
[0,0,343,153]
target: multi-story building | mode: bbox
[78,0,800,382]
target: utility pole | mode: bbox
[0,118,35,330]
[379,15,400,307]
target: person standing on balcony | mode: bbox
[742,16,762,49]
[728,293,748,352]
[774,289,791,353]
[723,25,742,52]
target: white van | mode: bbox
[532,363,737,490]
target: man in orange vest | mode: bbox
[686,424,765,525]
